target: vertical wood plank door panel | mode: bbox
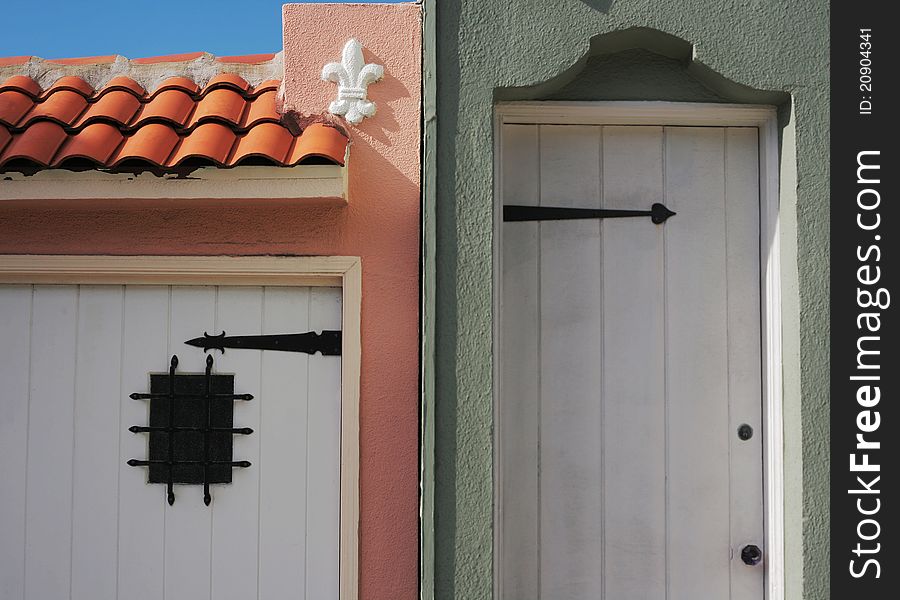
[72,286,124,600]
[499,124,541,600]
[211,287,263,600]
[118,286,170,600]
[0,286,32,600]
[25,286,78,600]
[305,288,343,599]
[600,126,667,600]
[724,128,765,600]
[165,286,217,600]
[259,287,311,600]
[538,125,604,600]
[664,127,732,598]
[500,124,764,600]
[0,283,342,600]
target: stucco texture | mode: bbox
[428,1,828,599]
[0,4,422,600]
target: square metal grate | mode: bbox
[127,354,253,506]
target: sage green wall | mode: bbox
[424,1,829,599]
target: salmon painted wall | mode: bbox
[0,3,422,599]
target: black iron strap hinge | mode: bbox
[503,202,676,224]
[185,330,342,355]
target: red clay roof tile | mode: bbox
[0,126,11,154]
[74,90,142,128]
[251,79,281,95]
[241,89,279,127]
[151,76,201,97]
[0,56,31,67]
[131,89,196,127]
[0,69,349,173]
[99,76,146,97]
[22,90,89,126]
[168,122,236,166]
[0,90,34,126]
[204,73,251,93]
[44,76,94,97]
[217,53,276,64]
[132,52,205,65]
[230,122,293,165]
[188,88,246,128]
[53,122,124,166]
[0,121,68,167]
[288,123,348,166]
[47,55,118,66]
[1,75,42,97]
[111,123,180,167]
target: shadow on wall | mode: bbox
[496,27,789,106]
[433,2,462,599]
[359,47,410,146]
[577,0,615,12]
[544,48,731,102]
[0,148,421,256]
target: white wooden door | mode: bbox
[0,284,342,600]
[499,124,764,599]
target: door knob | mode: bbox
[741,544,763,566]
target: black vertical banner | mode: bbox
[831,2,898,597]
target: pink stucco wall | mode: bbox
[0,3,422,599]
[281,5,422,598]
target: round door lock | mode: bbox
[741,544,763,566]
[737,424,754,441]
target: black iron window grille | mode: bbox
[127,354,253,506]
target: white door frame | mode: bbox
[492,102,784,600]
[0,254,362,600]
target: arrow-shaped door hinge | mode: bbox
[503,202,675,224]
[185,331,342,356]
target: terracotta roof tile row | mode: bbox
[0,73,348,171]
[1,74,280,131]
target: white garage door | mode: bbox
[0,284,342,600]
[499,124,765,599]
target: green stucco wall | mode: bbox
[422,1,829,598]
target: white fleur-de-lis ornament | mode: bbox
[321,39,384,125]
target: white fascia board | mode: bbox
[0,163,347,202]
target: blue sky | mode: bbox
[1,1,405,60]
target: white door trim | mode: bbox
[492,101,784,600]
[0,254,362,600]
